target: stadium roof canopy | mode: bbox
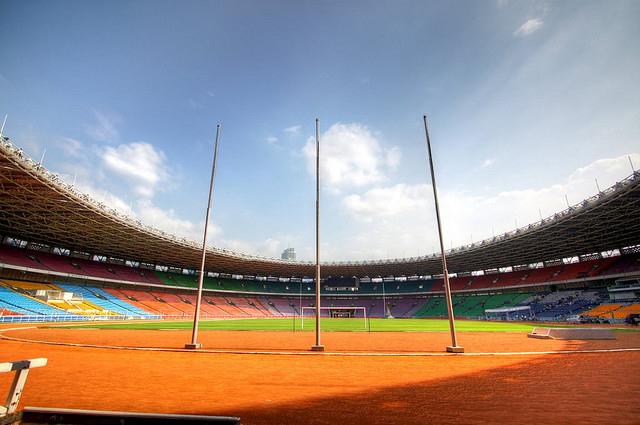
[1,137,639,278]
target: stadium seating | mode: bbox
[2,243,640,324]
[0,246,43,269]
[254,297,283,315]
[0,285,71,316]
[57,283,153,317]
[386,298,425,317]
[600,253,640,275]
[2,280,59,291]
[1,276,635,322]
[3,244,640,297]
[0,245,164,285]
[267,297,299,316]
[612,303,640,319]
[0,279,102,315]
[201,296,237,316]
[149,292,194,315]
[413,293,532,318]
[0,306,21,315]
[31,251,89,275]
[582,303,621,318]
[155,272,199,288]
[0,291,38,316]
[526,290,602,320]
[108,288,183,315]
[414,297,449,317]
[581,303,640,319]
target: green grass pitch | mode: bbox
[61,318,587,333]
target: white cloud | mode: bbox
[187,98,202,110]
[343,184,430,222]
[102,142,168,198]
[302,122,400,191]
[55,141,283,256]
[514,18,544,37]
[68,177,288,259]
[86,110,120,142]
[58,137,84,158]
[46,120,293,259]
[58,168,220,243]
[265,136,278,145]
[65,180,134,216]
[284,125,301,135]
[57,174,217,244]
[385,146,402,169]
[215,237,283,259]
[135,199,221,242]
[336,153,639,260]
[481,158,495,168]
[59,166,288,257]
[15,126,44,160]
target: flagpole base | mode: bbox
[310,345,325,352]
[185,343,203,349]
[446,346,464,353]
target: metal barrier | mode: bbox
[528,327,616,340]
[0,313,280,323]
[0,314,163,323]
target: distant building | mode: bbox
[281,247,296,261]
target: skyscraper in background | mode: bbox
[281,248,296,261]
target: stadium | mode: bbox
[1,125,640,424]
[2,2,640,424]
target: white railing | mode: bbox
[0,313,160,323]
[0,312,292,323]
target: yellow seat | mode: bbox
[1,279,60,291]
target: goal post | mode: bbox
[300,306,368,330]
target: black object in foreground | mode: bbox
[19,407,241,425]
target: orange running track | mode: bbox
[1,325,639,424]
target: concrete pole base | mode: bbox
[446,346,464,353]
[184,343,203,349]
[310,345,325,352]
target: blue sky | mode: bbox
[1,0,639,261]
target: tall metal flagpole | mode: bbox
[186,124,221,349]
[311,118,324,351]
[422,115,463,353]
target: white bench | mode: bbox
[0,358,47,418]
